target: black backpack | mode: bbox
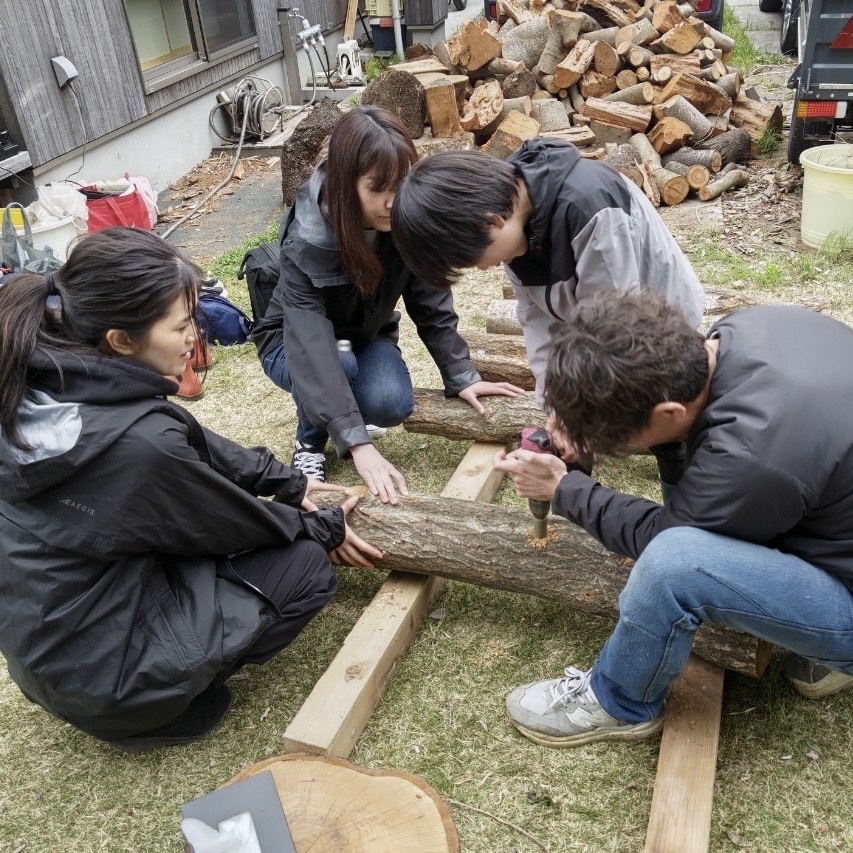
[236,216,289,323]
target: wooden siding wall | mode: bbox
[406,0,447,27]
[0,0,348,169]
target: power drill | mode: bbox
[520,426,559,539]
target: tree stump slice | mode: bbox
[227,754,460,853]
[362,69,426,140]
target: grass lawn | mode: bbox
[3,22,853,853]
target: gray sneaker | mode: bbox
[506,666,664,748]
[782,655,853,699]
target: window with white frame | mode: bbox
[125,0,256,79]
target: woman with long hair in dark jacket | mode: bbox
[0,227,380,751]
[252,105,522,503]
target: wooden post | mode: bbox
[645,656,725,853]
[281,443,507,757]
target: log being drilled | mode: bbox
[314,488,770,678]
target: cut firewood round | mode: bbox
[227,754,460,853]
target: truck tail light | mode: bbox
[796,100,848,119]
[830,16,853,49]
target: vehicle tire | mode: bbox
[780,0,800,56]
[452,0,467,8]
[787,99,807,164]
[759,0,782,10]
[707,0,724,32]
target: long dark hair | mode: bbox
[0,227,201,448]
[322,105,416,295]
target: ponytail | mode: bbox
[0,272,67,448]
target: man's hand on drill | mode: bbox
[493,448,568,501]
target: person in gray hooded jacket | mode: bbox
[392,139,705,491]
[0,228,380,751]
[253,106,521,503]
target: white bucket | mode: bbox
[30,216,86,262]
[799,143,853,248]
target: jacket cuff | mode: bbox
[274,471,308,506]
[328,416,372,457]
[442,362,481,397]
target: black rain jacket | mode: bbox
[0,349,345,740]
[252,165,480,455]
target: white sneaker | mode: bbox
[506,666,664,748]
[365,424,387,439]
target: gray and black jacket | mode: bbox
[505,139,704,403]
[553,306,853,586]
[253,165,480,455]
[0,350,345,741]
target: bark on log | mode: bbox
[590,120,633,145]
[581,0,642,27]
[531,98,572,131]
[605,142,644,186]
[313,488,771,678]
[697,168,749,201]
[695,127,750,167]
[486,297,524,334]
[660,71,732,116]
[536,10,587,75]
[654,94,715,141]
[729,93,783,141]
[465,330,535,389]
[603,82,656,104]
[663,146,722,172]
[714,71,742,100]
[500,16,551,69]
[629,130,663,168]
[703,22,735,52]
[584,26,620,46]
[362,70,426,140]
[615,17,659,47]
[664,159,711,189]
[406,388,544,441]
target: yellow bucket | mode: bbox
[800,143,853,248]
[1,206,26,231]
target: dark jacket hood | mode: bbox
[1,349,179,501]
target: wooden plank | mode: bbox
[282,442,507,757]
[343,0,359,41]
[645,655,725,853]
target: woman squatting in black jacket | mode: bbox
[0,228,381,750]
[252,106,522,503]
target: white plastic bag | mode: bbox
[28,184,88,228]
[181,812,262,853]
[124,173,159,227]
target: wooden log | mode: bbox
[663,146,721,172]
[660,72,732,117]
[654,94,715,141]
[424,80,462,138]
[648,116,694,154]
[664,159,711,189]
[644,657,725,853]
[590,119,634,145]
[486,296,523,334]
[536,10,587,75]
[362,69,426,140]
[464,330,535,389]
[716,161,747,178]
[472,56,526,80]
[649,53,701,76]
[500,16,551,69]
[478,95,533,140]
[568,83,585,113]
[603,82,655,104]
[502,68,538,98]
[394,57,450,77]
[615,16,660,47]
[714,71,742,100]
[446,20,502,72]
[580,69,620,98]
[652,0,686,33]
[593,39,621,76]
[553,39,597,89]
[584,26,620,46]
[581,0,642,27]
[703,22,735,53]
[282,443,506,757]
[540,125,598,146]
[482,112,542,159]
[406,388,544,441]
[615,68,640,90]
[654,166,690,205]
[629,130,663,168]
[697,169,749,201]
[729,93,783,141]
[639,161,662,205]
[605,142,644,186]
[313,488,772,678]
[627,45,654,68]
[460,79,503,131]
[695,127,750,167]
[650,21,703,54]
[651,65,673,85]
[699,59,728,82]
[636,65,651,81]
[582,96,653,132]
[498,0,534,24]
[531,98,572,131]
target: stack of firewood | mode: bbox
[360,0,784,206]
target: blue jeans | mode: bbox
[262,340,414,449]
[590,527,853,723]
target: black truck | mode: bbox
[764,0,853,162]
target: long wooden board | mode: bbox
[282,442,506,756]
[645,655,725,853]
